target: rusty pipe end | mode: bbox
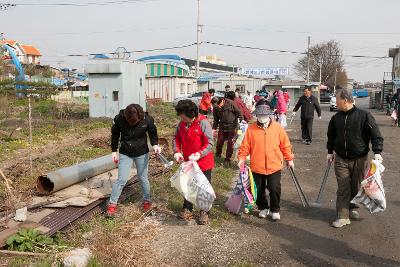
[36,175,54,194]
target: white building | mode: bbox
[0,40,42,64]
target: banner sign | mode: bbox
[241,67,289,76]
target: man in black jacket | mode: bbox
[293,87,322,145]
[327,89,384,228]
[108,104,160,216]
[212,96,243,166]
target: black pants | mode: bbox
[183,169,212,211]
[253,171,281,212]
[301,118,313,142]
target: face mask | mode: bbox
[257,115,270,125]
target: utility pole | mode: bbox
[306,36,311,84]
[196,0,201,78]
[334,68,337,92]
[319,59,322,85]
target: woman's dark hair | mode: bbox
[255,98,272,108]
[124,104,144,125]
[208,88,215,94]
[175,99,198,119]
[211,96,224,105]
[225,91,236,100]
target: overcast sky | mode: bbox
[2,0,399,82]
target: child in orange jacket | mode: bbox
[238,99,294,221]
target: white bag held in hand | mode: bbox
[351,160,386,213]
[278,113,287,128]
[170,161,216,212]
[234,121,248,150]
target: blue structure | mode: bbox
[1,44,26,89]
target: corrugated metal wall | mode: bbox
[145,77,197,102]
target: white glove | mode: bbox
[286,160,294,169]
[112,152,119,164]
[153,145,162,154]
[326,154,334,164]
[374,154,383,163]
[174,153,184,163]
[189,152,201,162]
[238,159,245,171]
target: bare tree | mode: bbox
[294,40,347,89]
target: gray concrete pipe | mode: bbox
[36,154,116,194]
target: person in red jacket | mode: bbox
[173,99,215,225]
[199,88,215,115]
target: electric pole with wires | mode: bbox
[196,0,203,78]
[306,36,311,83]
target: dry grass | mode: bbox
[64,204,163,267]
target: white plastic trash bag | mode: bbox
[170,161,216,212]
[351,160,386,213]
[278,114,287,128]
[234,121,248,150]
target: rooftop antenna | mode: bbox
[113,47,131,60]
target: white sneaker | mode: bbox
[271,212,281,221]
[258,209,269,218]
[331,218,351,228]
[244,208,250,214]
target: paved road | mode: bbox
[153,96,400,266]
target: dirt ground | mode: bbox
[144,97,400,267]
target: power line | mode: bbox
[51,43,197,57]
[206,25,400,36]
[203,41,390,59]
[203,41,306,55]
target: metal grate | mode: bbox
[37,178,138,236]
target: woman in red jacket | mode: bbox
[173,99,215,224]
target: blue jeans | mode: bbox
[109,153,150,204]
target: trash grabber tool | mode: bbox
[158,154,173,168]
[289,113,295,126]
[311,161,332,207]
[289,167,310,208]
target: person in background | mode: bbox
[391,88,400,127]
[270,90,278,110]
[259,88,268,99]
[225,91,253,122]
[235,88,241,99]
[199,88,215,116]
[225,85,231,92]
[276,90,288,127]
[108,104,161,216]
[292,87,322,145]
[238,99,294,221]
[386,91,393,116]
[173,100,214,225]
[211,96,244,167]
[327,89,383,228]
[283,89,290,108]
[254,90,262,103]
[243,90,255,112]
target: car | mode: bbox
[172,91,224,107]
[330,95,337,111]
[320,91,333,103]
